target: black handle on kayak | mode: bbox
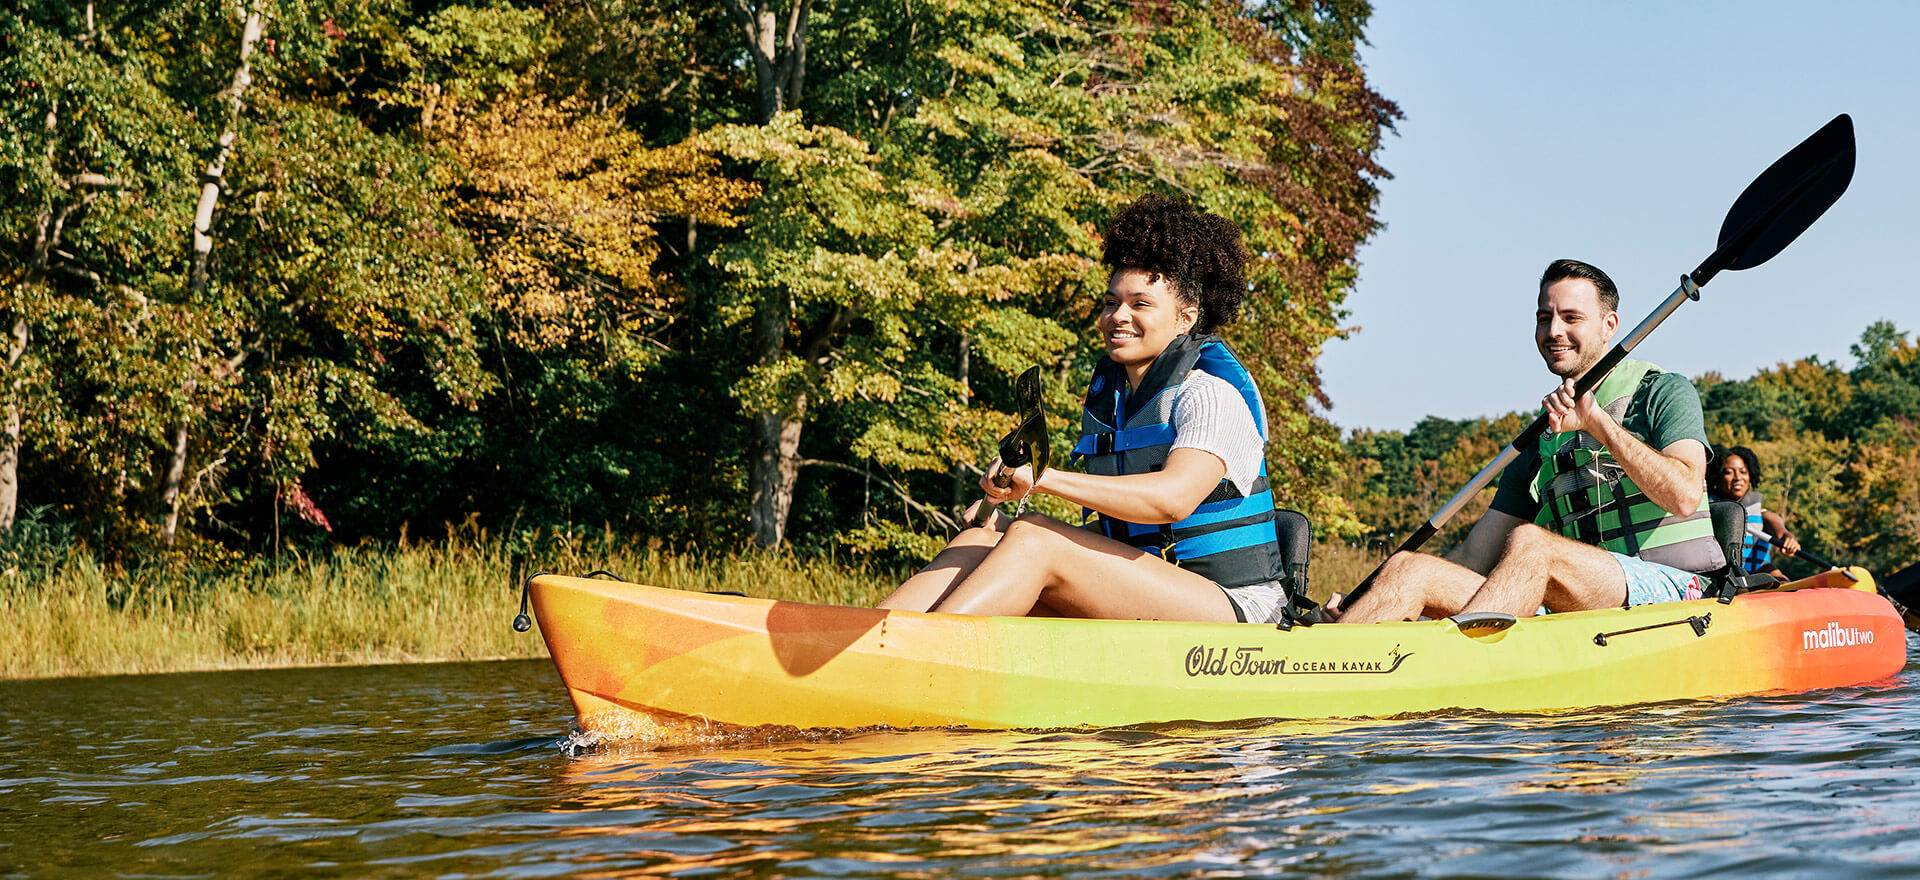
[512,570,549,632]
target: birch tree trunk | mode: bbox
[2,84,68,535]
[162,0,266,546]
[720,0,818,547]
[0,320,28,533]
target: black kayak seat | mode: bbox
[1703,499,1777,600]
[1273,509,1314,624]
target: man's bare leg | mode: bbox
[1458,524,1627,616]
[1335,551,1486,624]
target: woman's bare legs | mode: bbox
[930,512,1236,621]
[877,505,1012,612]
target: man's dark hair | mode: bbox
[1539,259,1620,314]
[1102,196,1249,336]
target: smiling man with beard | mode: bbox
[1330,259,1727,623]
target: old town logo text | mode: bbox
[1184,645,1413,677]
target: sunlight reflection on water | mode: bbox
[4,651,1919,877]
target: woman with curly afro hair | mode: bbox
[879,196,1296,623]
[1709,444,1799,575]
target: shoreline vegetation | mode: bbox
[4,530,1377,681]
[3,530,898,680]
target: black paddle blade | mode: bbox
[1014,364,1043,410]
[1879,560,1920,609]
[1876,561,1920,633]
[1693,113,1855,285]
[1016,366,1044,476]
[996,366,1047,475]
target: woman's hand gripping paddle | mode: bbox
[1752,529,1837,571]
[1331,114,1858,618]
[968,366,1049,528]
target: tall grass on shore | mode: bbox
[2,524,904,680]
[3,511,1388,680]
[1303,542,1393,605]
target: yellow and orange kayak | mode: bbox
[529,568,1905,738]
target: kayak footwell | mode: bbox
[531,568,1907,737]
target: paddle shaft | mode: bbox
[966,468,1020,528]
[1342,276,1702,608]
[1747,527,1840,571]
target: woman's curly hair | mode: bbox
[1101,196,1249,336]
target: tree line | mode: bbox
[2,0,1395,565]
[1341,321,1920,576]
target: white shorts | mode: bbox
[1221,580,1291,624]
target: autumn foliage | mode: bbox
[1,0,1396,567]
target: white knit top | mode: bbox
[1168,370,1267,494]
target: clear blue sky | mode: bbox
[1320,1,1920,432]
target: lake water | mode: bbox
[5,647,1919,878]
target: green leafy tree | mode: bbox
[704,0,1397,550]
[0,6,199,546]
[3,0,1400,571]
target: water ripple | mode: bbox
[5,651,1920,877]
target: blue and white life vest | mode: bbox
[1739,490,1773,573]
[1070,334,1283,588]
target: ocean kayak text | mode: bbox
[1184,646,1413,677]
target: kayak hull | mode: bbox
[530,568,1905,735]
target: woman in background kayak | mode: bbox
[1710,444,1798,575]
[878,196,1290,622]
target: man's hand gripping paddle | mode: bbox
[968,366,1049,528]
[1325,114,1857,621]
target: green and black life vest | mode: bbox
[1070,334,1283,589]
[1527,358,1725,573]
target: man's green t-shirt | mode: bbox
[1489,371,1710,521]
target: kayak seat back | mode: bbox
[1704,499,1777,599]
[1274,509,1312,620]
